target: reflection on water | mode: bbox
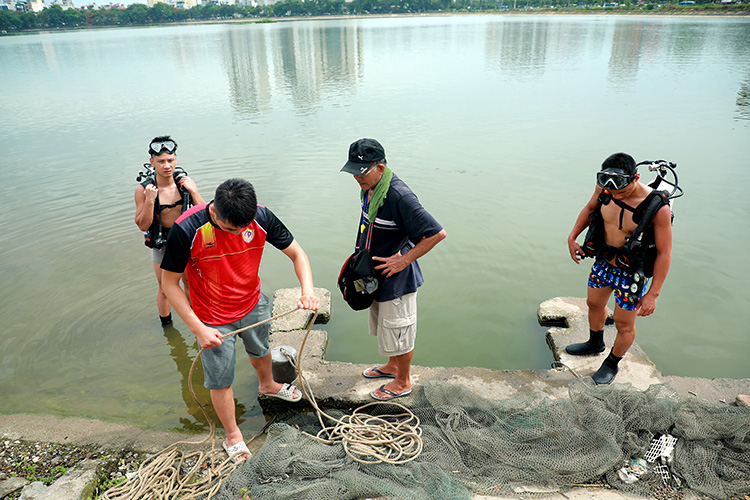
[737,78,750,121]
[485,20,548,77]
[162,324,213,432]
[0,16,748,434]
[222,24,363,118]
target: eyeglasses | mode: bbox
[354,164,378,177]
[597,171,634,190]
[150,140,177,155]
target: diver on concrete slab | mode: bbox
[566,153,676,385]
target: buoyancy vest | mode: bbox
[582,189,671,278]
[140,166,192,249]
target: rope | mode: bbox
[101,307,299,500]
[290,313,423,465]
[102,304,423,498]
[550,360,586,382]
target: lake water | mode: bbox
[1,15,748,434]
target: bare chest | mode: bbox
[600,200,639,247]
[157,184,183,227]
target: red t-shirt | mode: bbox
[161,203,294,324]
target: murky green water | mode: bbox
[1,15,748,434]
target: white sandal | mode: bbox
[261,383,302,402]
[222,440,251,463]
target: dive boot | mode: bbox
[592,352,621,385]
[565,329,605,356]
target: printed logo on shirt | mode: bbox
[242,228,255,243]
[200,224,216,249]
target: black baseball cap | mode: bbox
[340,138,386,175]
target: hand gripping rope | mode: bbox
[102,306,422,499]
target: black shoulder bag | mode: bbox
[337,222,382,311]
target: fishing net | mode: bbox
[212,379,750,500]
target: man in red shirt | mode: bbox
[161,178,319,462]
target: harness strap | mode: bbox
[629,190,669,242]
[356,192,375,252]
[156,198,183,213]
[600,191,636,230]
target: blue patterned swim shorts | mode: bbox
[588,259,649,311]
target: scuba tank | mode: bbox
[581,160,683,296]
[620,160,682,296]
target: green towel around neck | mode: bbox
[361,166,393,225]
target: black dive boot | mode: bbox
[565,329,605,356]
[592,351,622,385]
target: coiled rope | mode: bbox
[292,312,423,465]
[102,305,422,499]
[101,307,298,500]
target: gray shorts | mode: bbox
[368,292,417,357]
[200,293,271,390]
[151,246,166,264]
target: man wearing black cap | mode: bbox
[341,138,446,401]
[566,152,673,385]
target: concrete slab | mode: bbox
[34,458,98,500]
[539,297,663,390]
[0,476,28,498]
[270,287,331,332]
[4,291,749,500]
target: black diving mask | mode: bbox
[597,169,634,190]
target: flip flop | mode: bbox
[260,383,302,402]
[222,440,251,463]
[362,366,397,379]
[371,384,412,401]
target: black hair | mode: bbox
[601,152,636,175]
[214,178,258,228]
[149,135,177,156]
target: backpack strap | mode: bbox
[600,189,637,230]
[631,190,670,240]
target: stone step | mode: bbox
[15,459,98,500]
[538,296,663,390]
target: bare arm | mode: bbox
[134,184,158,231]
[636,205,673,317]
[373,228,447,278]
[162,269,224,349]
[280,239,320,310]
[567,188,601,264]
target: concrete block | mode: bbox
[270,287,331,332]
[0,476,28,498]
[36,459,98,500]
[542,297,662,390]
[19,481,46,500]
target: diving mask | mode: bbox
[597,169,634,190]
[149,140,177,156]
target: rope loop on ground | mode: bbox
[103,305,423,499]
[290,313,423,465]
[101,307,298,500]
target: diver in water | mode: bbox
[134,136,205,326]
[566,153,673,385]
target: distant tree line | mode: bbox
[1,0,747,32]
